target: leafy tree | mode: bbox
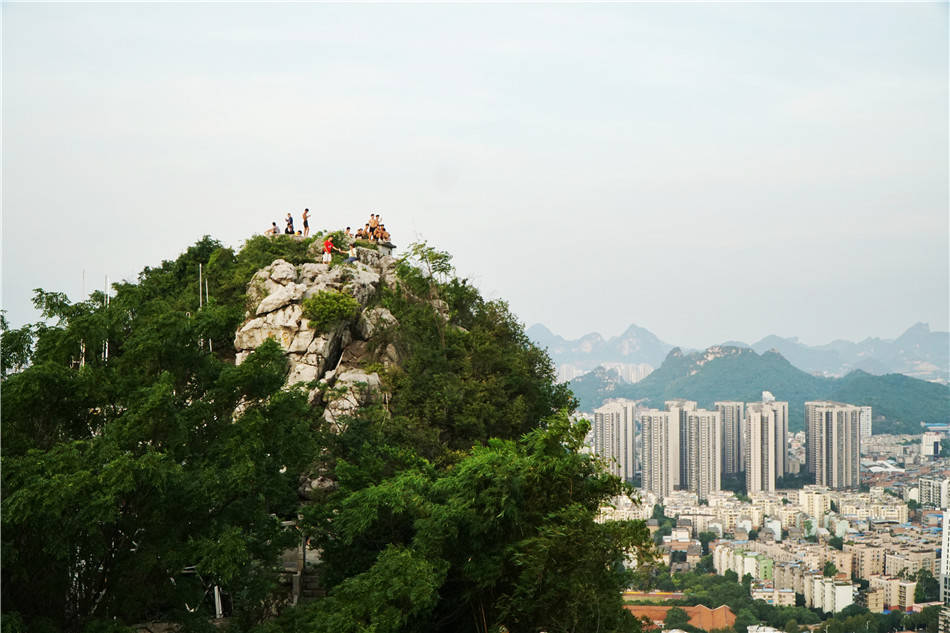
[828,536,843,550]
[914,569,940,603]
[664,606,690,629]
[785,617,799,633]
[299,413,651,633]
[0,311,33,376]
[698,531,718,555]
[302,291,361,331]
[823,561,838,577]
[734,607,759,632]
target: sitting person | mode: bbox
[355,227,365,239]
[345,244,358,264]
[345,226,352,237]
[265,222,278,235]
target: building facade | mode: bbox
[716,401,745,475]
[806,402,861,490]
[591,399,639,482]
[640,400,721,501]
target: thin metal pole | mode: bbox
[104,275,109,362]
[80,270,86,369]
[199,264,203,309]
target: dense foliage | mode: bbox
[2,236,650,633]
[301,291,361,332]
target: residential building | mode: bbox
[591,399,638,482]
[640,400,721,501]
[859,406,873,442]
[760,391,789,478]
[869,575,918,610]
[942,512,950,605]
[806,401,861,490]
[920,476,950,509]
[746,403,777,494]
[923,432,944,459]
[716,401,745,475]
[641,409,679,499]
[808,575,856,613]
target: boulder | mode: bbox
[256,283,305,316]
[356,307,398,340]
[287,361,320,386]
[323,369,382,424]
[269,259,297,284]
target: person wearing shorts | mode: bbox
[322,236,335,264]
[302,209,310,237]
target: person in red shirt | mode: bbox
[322,236,344,264]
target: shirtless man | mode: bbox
[302,209,310,237]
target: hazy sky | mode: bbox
[3,2,947,349]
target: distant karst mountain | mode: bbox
[568,345,950,433]
[728,322,949,383]
[526,323,675,370]
[529,322,949,384]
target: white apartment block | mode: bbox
[923,431,944,459]
[806,402,861,490]
[941,511,950,605]
[591,399,639,482]
[807,575,855,614]
[641,409,679,499]
[919,476,950,509]
[746,403,777,494]
[716,401,745,475]
[759,392,789,478]
[798,486,832,520]
[640,400,721,502]
[859,406,873,442]
[686,408,722,502]
[869,576,918,610]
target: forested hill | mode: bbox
[570,346,950,433]
[1,235,651,633]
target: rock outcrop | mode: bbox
[234,247,400,421]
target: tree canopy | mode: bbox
[2,235,651,633]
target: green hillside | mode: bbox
[570,346,950,433]
[1,236,650,633]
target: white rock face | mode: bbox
[234,252,387,392]
[234,245,448,437]
[356,307,398,340]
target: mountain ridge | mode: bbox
[529,322,949,383]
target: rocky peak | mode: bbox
[233,246,405,435]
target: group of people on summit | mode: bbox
[265,211,391,244]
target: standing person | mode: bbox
[302,209,310,237]
[286,213,294,234]
[322,235,341,264]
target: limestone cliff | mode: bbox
[233,246,402,433]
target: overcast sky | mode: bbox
[3,2,947,349]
